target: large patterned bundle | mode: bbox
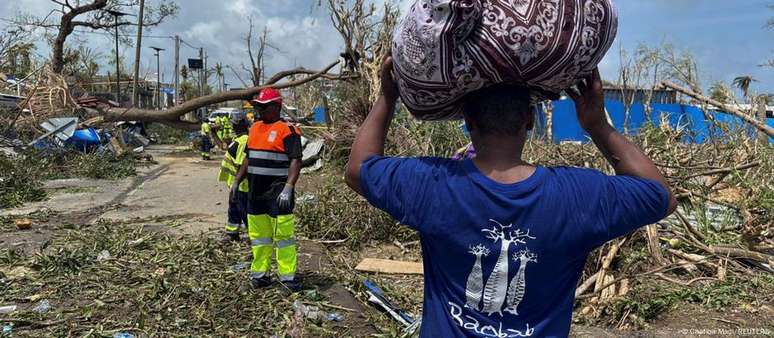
[392,0,618,120]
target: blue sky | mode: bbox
[603,0,773,93]
[1,0,773,93]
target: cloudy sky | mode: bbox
[2,0,773,92]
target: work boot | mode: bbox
[250,276,273,289]
[280,279,302,293]
[222,232,240,242]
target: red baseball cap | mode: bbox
[251,88,283,106]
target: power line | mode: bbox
[72,28,173,40]
[179,38,202,51]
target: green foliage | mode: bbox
[0,152,47,208]
[0,150,137,208]
[614,275,774,321]
[147,123,190,145]
[39,151,137,180]
[298,174,416,248]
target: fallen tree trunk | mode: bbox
[661,81,774,138]
[98,61,340,127]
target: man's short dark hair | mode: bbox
[462,84,532,136]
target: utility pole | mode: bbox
[150,46,164,109]
[106,10,129,106]
[204,50,209,93]
[131,0,145,107]
[174,35,180,106]
[198,47,204,97]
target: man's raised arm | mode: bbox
[568,68,678,215]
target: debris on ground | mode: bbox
[293,300,345,322]
[32,299,51,313]
[362,279,417,328]
[0,305,17,314]
[14,218,32,230]
[96,250,112,262]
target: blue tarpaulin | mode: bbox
[66,128,101,152]
[313,106,327,124]
[541,100,773,144]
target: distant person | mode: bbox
[233,88,303,292]
[218,117,250,241]
[345,58,677,337]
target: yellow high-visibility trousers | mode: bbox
[247,213,297,281]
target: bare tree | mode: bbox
[16,0,178,74]
[327,0,398,103]
[243,17,276,86]
[0,27,30,72]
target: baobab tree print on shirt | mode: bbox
[454,220,538,336]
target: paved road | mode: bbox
[3,145,229,235]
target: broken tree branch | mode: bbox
[661,81,774,137]
[682,162,761,179]
[99,61,340,124]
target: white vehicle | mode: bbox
[208,108,245,122]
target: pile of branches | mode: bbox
[522,123,773,326]
[9,65,83,135]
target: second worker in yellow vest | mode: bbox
[233,88,303,292]
[218,116,250,241]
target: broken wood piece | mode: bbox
[646,225,667,265]
[575,271,600,298]
[355,258,423,275]
[594,238,626,293]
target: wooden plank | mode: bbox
[355,258,424,275]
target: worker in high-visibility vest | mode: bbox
[213,115,225,146]
[233,88,302,292]
[222,114,234,144]
[200,120,213,160]
[218,116,250,241]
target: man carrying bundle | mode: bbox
[345,57,677,337]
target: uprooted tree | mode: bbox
[93,62,341,129]
[89,0,398,129]
[16,0,178,74]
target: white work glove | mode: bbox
[277,184,294,210]
[229,184,239,201]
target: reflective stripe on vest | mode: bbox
[247,166,289,176]
[249,150,289,161]
[245,121,298,179]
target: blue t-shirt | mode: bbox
[360,156,669,338]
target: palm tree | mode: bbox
[732,75,757,100]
